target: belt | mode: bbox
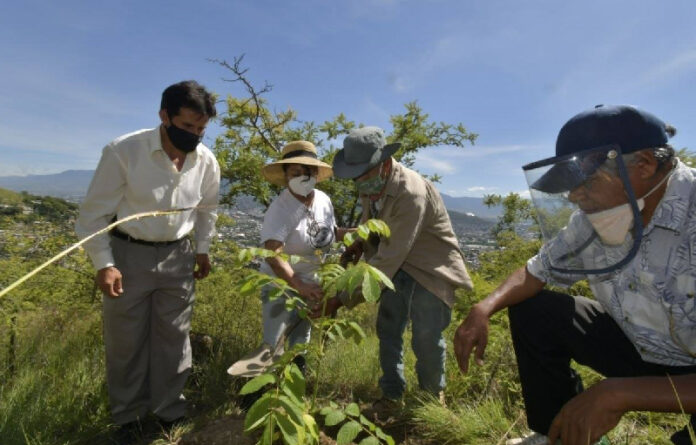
[111,227,185,247]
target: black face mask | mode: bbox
[165,121,202,153]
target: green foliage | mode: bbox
[235,219,394,445]
[211,56,477,226]
[320,401,394,445]
[483,192,537,237]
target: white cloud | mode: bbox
[633,49,696,90]
[466,186,496,192]
[516,189,531,199]
[415,153,457,173]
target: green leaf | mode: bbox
[260,419,276,445]
[303,414,320,442]
[343,232,356,247]
[359,437,379,445]
[324,410,346,426]
[336,420,361,445]
[345,402,360,417]
[358,415,375,430]
[277,394,305,424]
[244,393,273,431]
[240,373,276,395]
[348,321,366,341]
[362,270,381,302]
[331,323,345,340]
[282,363,306,403]
[357,225,370,240]
[367,265,394,291]
[347,267,363,296]
[275,414,300,445]
[375,427,395,445]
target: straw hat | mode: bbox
[262,141,333,186]
[227,343,284,377]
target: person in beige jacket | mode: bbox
[326,126,473,409]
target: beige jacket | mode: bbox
[353,160,473,308]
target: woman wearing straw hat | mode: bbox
[257,141,341,362]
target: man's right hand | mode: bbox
[97,266,123,298]
[453,303,490,374]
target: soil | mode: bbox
[176,413,433,445]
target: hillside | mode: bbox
[0,170,94,199]
[0,187,23,205]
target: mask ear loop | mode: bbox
[549,152,644,276]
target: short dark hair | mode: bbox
[161,80,217,118]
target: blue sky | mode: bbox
[1,0,695,197]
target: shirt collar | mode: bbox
[383,158,400,198]
[646,159,692,234]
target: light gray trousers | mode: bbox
[102,236,195,425]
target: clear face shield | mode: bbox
[522,144,644,275]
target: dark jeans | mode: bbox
[508,290,696,444]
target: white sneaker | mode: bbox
[506,433,560,445]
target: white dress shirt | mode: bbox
[76,127,220,270]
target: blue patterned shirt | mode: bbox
[528,160,696,366]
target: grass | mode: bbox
[1,267,693,445]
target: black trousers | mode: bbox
[508,290,696,444]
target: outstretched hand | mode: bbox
[453,304,489,373]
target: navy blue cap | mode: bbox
[556,104,668,157]
[528,105,670,193]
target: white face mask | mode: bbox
[288,175,317,197]
[585,163,675,245]
[586,199,645,245]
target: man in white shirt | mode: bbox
[75,80,220,438]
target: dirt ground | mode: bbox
[177,413,433,445]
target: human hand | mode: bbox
[453,303,489,373]
[547,380,626,445]
[293,279,324,303]
[340,240,363,267]
[97,266,123,298]
[194,254,211,279]
[309,296,343,319]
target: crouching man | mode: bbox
[454,105,696,445]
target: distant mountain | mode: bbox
[448,209,495,230]
[440,193,501,219]
[0,170,503,219]
[0,170,94,199]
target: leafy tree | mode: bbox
[211,55,477,226]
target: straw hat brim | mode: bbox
[262,156,334,186]
[227,343,284,377]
